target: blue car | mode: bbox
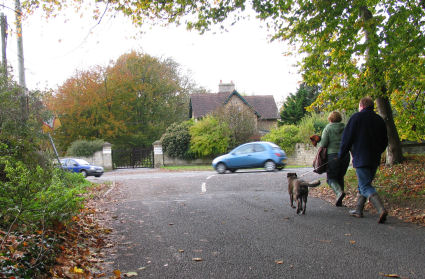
[60,158,104,177]
[212,141,287,174]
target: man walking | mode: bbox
[339,97,388,223]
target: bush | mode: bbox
[0,141,89,229]
[66,139,104,157]
[261,125,300,155]
[189,115,231,157]
[161,120,195,159]
[297,113,328,144]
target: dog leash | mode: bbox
[297,157,338,178]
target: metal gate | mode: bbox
[112,146,154,169]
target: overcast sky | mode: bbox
[4,7,302,105]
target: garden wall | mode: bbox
[153,141,211,167]
[401,141,425,154]
[152,141,424,168]
[286,143,318,166]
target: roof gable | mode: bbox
[223,91,261,117]
[190,91,278,120]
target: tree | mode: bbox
[47,51,193,150]
[280,83,320,125]
[212,103,257,149]
[28,1,425,165]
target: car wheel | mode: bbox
[216,163,227,174]
[81,170,88,178]
[264,160,276,172]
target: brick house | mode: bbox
[189,81,279,135]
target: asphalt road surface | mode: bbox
[90,168,425,279]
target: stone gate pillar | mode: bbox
[102,142,113,170]
[153,140,164,168]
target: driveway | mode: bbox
[90,168,425,278]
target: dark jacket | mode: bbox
[339,107,388,168]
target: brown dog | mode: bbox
[287,172,321,214]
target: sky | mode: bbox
[3,6,303,105]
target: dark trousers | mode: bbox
[327,153,350,190]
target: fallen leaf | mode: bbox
[344,233,351,236]
[178,249,184,253]
[379,272,400,278]
[275,260,284,264]
[349,240,356,244]
[138,267,147,270]
[71,266,84,274]
[192,258,203,261]
[124,272,138,277]
[113,269,121,277]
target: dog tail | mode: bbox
[306,180,321,188]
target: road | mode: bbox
[90,168,425,279]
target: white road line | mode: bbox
[201,182,207,193]
[206,175,214,180]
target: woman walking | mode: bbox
[319,111,350,206]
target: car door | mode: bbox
[67,159,80,173]
[226,143,256,168]
[250,143,268,167]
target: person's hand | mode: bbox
[310,134,321,147]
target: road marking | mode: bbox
[201,182,207,193]
[206,175,214,180]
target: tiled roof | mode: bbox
[190,91,279,120]
[244,95,279,120]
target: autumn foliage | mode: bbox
[46,51,192,152]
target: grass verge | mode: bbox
[310,154,425,226]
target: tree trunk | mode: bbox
[375,96,404,166]
[360,6,404,166]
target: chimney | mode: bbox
[218,80,235,93]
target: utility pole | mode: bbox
[15,0,26,88]
[15,0,28,122]
[0,13,7,75]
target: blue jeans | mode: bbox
[355,167,378,198]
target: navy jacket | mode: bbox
[339,107,388,168]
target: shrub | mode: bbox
[189,115,231,157]
[261,125,300,155]
[66,139,104,157]
[297,113,329,144]
[0,141,89,229]
[161,120,195,159]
